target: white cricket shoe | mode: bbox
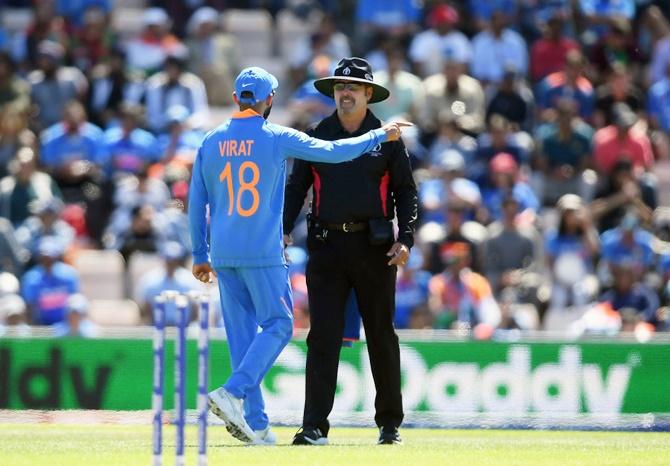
[208,387,255,443]
[251,427,277,446]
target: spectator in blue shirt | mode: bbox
[469,0,517,28]
[134,240,202,324]
[579,0,635,19]
[40,100,109,202]
[395,248,431,329]
[28,41,87,131]
[15,197,75,264]
[471,11,528,85]
[144,51,210,134]
[600,212,656,274]
[287,54,337,129]
[545,194,599,274]
[479,152,539,224]
[52,292,99,337]
[105,103,160,178]
[647,62,670,134]
[600,261,660,329]
[354,0,421,54]
[579,0,635,41]
[471,115,528,185]
[537,49,594,121]
[155,105,205,174]
[21,236,80,325]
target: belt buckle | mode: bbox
[342,222,350,232]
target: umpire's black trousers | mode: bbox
[302,229,403,435]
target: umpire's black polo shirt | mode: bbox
[283,110,418,248]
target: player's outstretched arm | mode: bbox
[277,122,413,164]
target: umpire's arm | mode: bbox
[389,139,418,249]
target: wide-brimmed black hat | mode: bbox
[314,57,390,103]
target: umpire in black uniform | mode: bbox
[284,57,418,445]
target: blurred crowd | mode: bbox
[1,0,670,340]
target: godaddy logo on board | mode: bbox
[262,345,636,415]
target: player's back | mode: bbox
[195,109,288,268]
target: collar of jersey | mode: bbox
[232,108,262,119]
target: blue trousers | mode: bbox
[216,266,294,431]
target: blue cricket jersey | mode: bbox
[188,109,388,268]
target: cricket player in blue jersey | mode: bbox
[188,66,410,445]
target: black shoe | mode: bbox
[378,426,402,445]
[292,427,328,445]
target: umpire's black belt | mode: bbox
[321,221,368,233]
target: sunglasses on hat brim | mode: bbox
[333,82,365,92]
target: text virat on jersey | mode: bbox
[218,139,255,157]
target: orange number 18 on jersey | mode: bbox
[219,161,260,217]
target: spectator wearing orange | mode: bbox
[536,49,594,121]
[124,8,184,77]
[428,241,501,336]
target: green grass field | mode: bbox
[2,425,669,466]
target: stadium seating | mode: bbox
[88,298,141,326]
[73,250,126,301]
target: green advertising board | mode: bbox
[1,338,669,421]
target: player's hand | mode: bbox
[283,234,293,262]
[382,121,413,141]
[192,262,216,284]
[386,242,410,266]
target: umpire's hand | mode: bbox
[193,262,216,284]
[386,242,410,266]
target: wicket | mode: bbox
[152,291,210,466]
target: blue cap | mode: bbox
[234,67,278,104]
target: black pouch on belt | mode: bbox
[368,218,394,245]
